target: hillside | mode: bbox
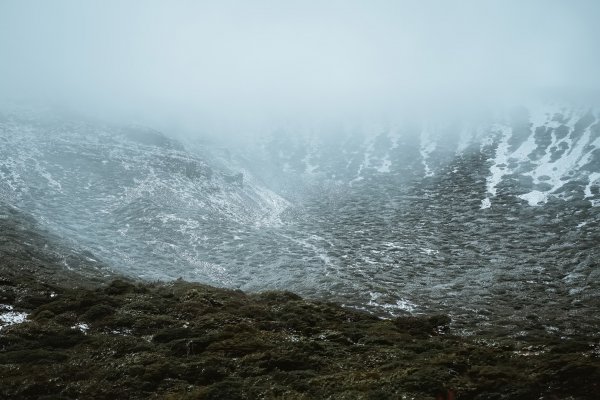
[1,204,599,399]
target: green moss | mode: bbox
[104,279,136,295]
[1,269,598,400]
[0,349,69,363]
[82,303,115,320]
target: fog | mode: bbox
[1,0,600,132]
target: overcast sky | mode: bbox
[1,0,599,129]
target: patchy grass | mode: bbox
[1,276,599,399]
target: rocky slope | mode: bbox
[245,105,600,334]
[1,205,599,399]
[1,105,599,337]
[0,109,290,286]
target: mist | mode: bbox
[2,0,600,133]
[2,3,600,394]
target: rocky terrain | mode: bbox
[1,204,600,399]
[1,106,599,332]
[1,105,600,397]
[238,106,600,337]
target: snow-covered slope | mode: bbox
[0,111,290,284]
[236,105,600,334]
[257,105,600,208]
[481,106,600,207]
[1,105,598,335]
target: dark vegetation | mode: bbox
[1,206,599,399]
[2,276,599,400]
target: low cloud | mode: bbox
[1,0,599,132]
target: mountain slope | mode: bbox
[1,106,599,336]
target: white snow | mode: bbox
[584,172,600,198]
[71,322,90,333]
[519,190,548,206]
[509,133,537,161]
[480,198,491,209]
[350,138,373,183]
[518,110,596,205]
[111,328,133,335]
[368,292,418,314]
[478,106,599,207]
[392,299,418,313]
[420,127,436,177]
[349,175,364,185]
[0,305,29,330]
[484,124,512,203]
[376,156,392,173]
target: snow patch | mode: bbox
[368,292,418,314]
[72,322,90,333]
[420,127,436,177]
[519,111,596,205]
[484,124,512,204]
[376,156,391,173]
[479,107,599,207]
[0,305,29,330]
[584,172,600,198]
[480,198,491,209]
[519,190,548,206]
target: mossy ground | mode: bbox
[1,276,599,400]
